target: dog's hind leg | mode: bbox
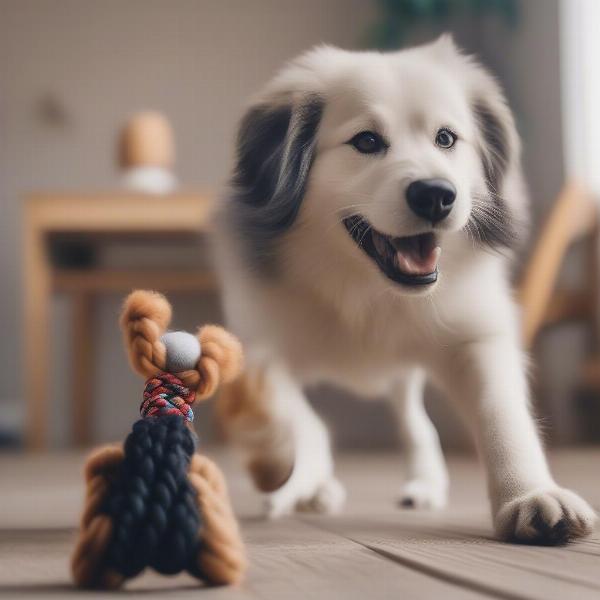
[216,361,345,518]
[388,369,448,510]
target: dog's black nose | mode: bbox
[406,179,456,223]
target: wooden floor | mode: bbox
[2,448,600,599]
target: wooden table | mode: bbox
[23,192,216,450]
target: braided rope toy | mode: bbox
[71,290,247,589]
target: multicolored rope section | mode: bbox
[141,373,195,422]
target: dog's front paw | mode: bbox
[495,487,597,545]
[398,478,447,510]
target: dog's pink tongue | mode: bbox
[394,235,441,276]
[396,247,441,275]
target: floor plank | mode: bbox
[1,448,599,599]
[312,449,600,600]
[317,514,600,600]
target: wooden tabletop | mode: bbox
[25,191,215,233]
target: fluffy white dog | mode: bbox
[214,35,596,544]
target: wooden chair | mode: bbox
[519,181,598,370]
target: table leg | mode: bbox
[23,215,51,450]
[71,292,94,446]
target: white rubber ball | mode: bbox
[160,331,202,372]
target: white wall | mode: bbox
[560,0,600,194]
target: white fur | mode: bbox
[215,38,596,542]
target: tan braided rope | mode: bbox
[71,445,126,589]
[71,447,247,588]
[120,290,243,398]
[188,454,247,583]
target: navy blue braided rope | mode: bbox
[101,415,205,579]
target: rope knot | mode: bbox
[141,373,195,422]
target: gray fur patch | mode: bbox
[470,100,518,249]
[228,96,324,273]
[474,100,510,194]
[467,195,520,250]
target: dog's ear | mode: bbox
[472,80,520,195]
[230,95,324,272]
[468,72,525,248]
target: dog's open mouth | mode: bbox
[343,215,441,286]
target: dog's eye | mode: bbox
[435,128,457,149]
[348,131,387,155]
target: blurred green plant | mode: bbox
[370,0,518,48]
